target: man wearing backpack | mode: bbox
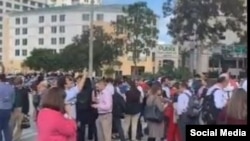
[200,76,229,125]
[176,82,193,141]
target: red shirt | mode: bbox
[37,108,77,141]
[139,83,150,92]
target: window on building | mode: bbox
[16,18,20,24]
[22,49,27,56]
[0,40,2,44]
[0,24,2,29]
[38,38,44,45]
[6,2,12,8]
[39,16,44,23]
[51,38,57,45]
[59,26,65,33]
[152,52,155,61]
[15,39,20,45]
[15,49,20,56]
[0,17,2,22]
[15,28,20,35]
[96,14,104,21]
[0,32,2,37]
[0,55,2,60]
[72,0,80,4]
[22,17,28,24]
[84,0,89,2]
[82,25,89,32]
[22,39,27,45]
[23,6,29,11]
[31,1,36,6]
[38,3,43,8]
[59,37,65,44]
[59,15,65,22]
[39,27,44,34]
[82,14,90,21]
[116,15,124,34]
[22,28,28,34]
[0,1,3,6]
[0,9,3,13]
[51,15,57,22]
[14,4,20,10]
[0,48,2,53]
[51,26,57,33]
[15,0,20,2]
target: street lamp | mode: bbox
[88,0,94,77]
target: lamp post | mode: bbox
[88,0,94,77]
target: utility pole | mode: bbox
[89,0,94,77]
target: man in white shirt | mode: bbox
[161,76,171,98]
[176,82,193,141]
[206,76,229,109]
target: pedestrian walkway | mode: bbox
[21,128,37,140]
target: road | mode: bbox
[21,124,36,141]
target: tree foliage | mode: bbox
[23,27,122,71]
[114,2,158,74]
[23,49,60,71]
[158,64,191,80]
[163,0,247,46]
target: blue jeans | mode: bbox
[0,109,12,141]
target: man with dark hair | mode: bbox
[191,74,202,95]
[0,73,15,141]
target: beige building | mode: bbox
[2,4,157,75]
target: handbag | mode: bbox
[21,115,31,129]
[144,97,164,123]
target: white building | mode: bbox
[0,0,47,61]
[47,0,102,6]
[3,4,124,72]
[152,43,179,73]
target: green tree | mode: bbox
[158,64,175,78]
[114,2,158,76]
[163,0,246,73]
[163,0,247,45]
[59,26,123,71]
[104,67,115,77]
[23,49,60,71]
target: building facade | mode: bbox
[3,4,166,75]
[152,43,179,73]
[0,0,47,62]
[47,0,102,6]
[3,4,125,73]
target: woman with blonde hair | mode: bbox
[217,88,247,125]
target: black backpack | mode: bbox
[184,91,201,118]
[199,88,220,124]
[76,90,91,110]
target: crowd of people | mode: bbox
[0,69,247,141]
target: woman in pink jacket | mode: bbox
[37,87,77,141]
